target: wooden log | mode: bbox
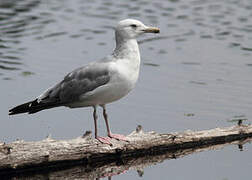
[9,137,251,180]
[0,124,252,177]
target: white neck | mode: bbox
[112,37,141,89]
[113,38,140,61]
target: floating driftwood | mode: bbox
[6,137,252,180]
[0,124,252,177]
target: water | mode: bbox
[1,0,252,179]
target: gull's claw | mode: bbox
[96,136,113,145]
[108,133,129,142]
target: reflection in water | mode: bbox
[0,0,40,75]
[3,137,252,180]
[1,0,252,78]
[241,46,252,51]
[35,31,67,40]
[227,115,248,125]
[143,62,160,67]
[1,0,252,179]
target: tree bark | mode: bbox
[0,124,252,177]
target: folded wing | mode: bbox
[9,62,111,115]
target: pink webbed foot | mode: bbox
[96,136,113,145]
[108,133,129,142]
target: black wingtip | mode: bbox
[9,99,61,115]
[9,109,19,115]
[8,100,35,115]
[9,111,14,115]
[9,108,16,115]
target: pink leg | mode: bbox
[93,106,112,145]
[101,105,129,142]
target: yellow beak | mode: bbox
[143,27,160,33]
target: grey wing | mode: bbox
[38,62,111,105]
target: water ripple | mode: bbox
[0,0,252,79]
[0,0,41,75]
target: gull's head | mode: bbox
[115,19,160,41]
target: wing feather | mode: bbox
[38,62,111,105]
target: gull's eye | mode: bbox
[130,24,137,28]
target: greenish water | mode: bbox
[0,0,252,179]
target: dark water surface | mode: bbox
[1,0,252,179]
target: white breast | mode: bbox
[68,58,140,108]
[68,39,141,108]
[93,58,140,104]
